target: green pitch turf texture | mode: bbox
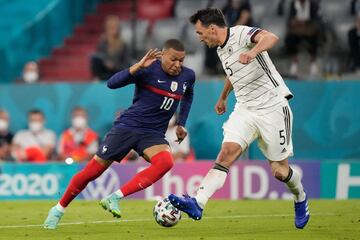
[0,199,359,240]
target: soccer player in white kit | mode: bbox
[169,8,310,229]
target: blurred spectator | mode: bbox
[12,109,56,162]
[277,0,286,16]
[0,109,14,162]
[351,0,360,15]
[165,114,194,162]
[57,107,99,162]
[0,108,13,144]
[223,0,253,26]
[91,15,130,81]
[321,19,341,79]
[285,0,322,77]
[17,61,40,83]
[348,15,360,72]
[0,140,14,162]
[204,1,253,75]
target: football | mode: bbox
[153,197,182,227]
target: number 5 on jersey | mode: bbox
[160,97,174,110]
[225,61,233,76]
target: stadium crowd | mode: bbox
[13,0,360,84]
[0,107,194,163]
[2,0,360,163]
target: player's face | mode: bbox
[194,21,218,48]
[161,48,185,76]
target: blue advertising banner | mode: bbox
[0,163,77,200]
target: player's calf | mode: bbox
[120,151,174,196]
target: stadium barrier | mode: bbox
[0,160,359,200]
[0,80,359,160]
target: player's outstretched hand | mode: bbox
[239,50,257,64]
[215,98,227,115]
[175,125,187,144]
[138,48,162,68]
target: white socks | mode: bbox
[195,168,228,209]
[285,168,306,202]
[55,203,65,213]
[113,189,124,199]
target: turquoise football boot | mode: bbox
[43,206,64,229]
[99,193,122,218]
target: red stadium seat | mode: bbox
[136,0,174,24]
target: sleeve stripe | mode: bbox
[250,29,262,43]
[247,27,260,35]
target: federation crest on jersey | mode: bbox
[170,81,178,92]
[227,46,233,55]
[102,145,108,154]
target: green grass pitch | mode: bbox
[0,199,359,240]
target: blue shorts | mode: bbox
[96,127,169,161]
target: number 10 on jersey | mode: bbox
[160,97,174,110]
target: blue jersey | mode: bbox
[107,60,195,134]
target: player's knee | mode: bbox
[219,147,234,158]
[152,150,174,172]
[217,144,242,166]
[162,154,174,171]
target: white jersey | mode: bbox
[217,26,292,110]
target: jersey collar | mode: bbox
[219,27,230,49]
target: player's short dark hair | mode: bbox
[189,8,226,27]
[163,39,185,52]
[28,109,44,117]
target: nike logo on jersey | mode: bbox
[157,79,166,83]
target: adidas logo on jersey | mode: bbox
[281,148,287,153]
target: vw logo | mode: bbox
[81,167,120,199]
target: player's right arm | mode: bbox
[215,77,233,115]
[107,49,161,89]
[239,28,279,64]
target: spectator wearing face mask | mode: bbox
[0,109,14,162]
[18,61,40,84]
[57,106,99,162]
[12,109,56,162]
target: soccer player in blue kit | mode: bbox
[44,39,195,229]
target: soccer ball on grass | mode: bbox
[153,197,181,227]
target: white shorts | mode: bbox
[222,100,294,161]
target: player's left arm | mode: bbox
[239,30,279,64]
[107,49,161,89]
[175,72,195,143]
